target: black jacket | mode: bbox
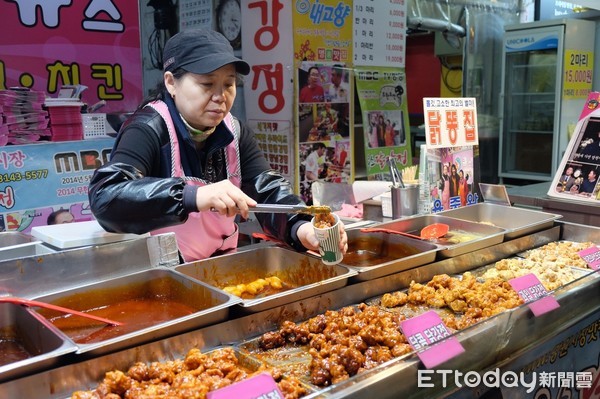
[88,97,309,252]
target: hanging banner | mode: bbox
[353,0,407,68]
[0,139,114,233]
[293,0,354,205]
[0,2,143,113]
[241,0,294,182]
[355,66,411,179]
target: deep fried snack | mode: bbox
[381,273,523,330]
[259,304,412,387]
[222,276,285,298]
[71,347,307,399]
[483,257,579,291]
[313,212,335,229]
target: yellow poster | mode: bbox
[292,1,354,205]
[563,50,594,100]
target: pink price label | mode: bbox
[578,246,600,270]
[206,373,283,399]
[508,273,560,317]
[400,310,465,369]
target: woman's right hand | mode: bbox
[195,180,257,219]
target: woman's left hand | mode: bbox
[297,220,348,254]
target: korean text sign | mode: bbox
[423,98,479,149]
[0,1,143,113]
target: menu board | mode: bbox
[353,0,406,67]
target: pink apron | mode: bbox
[147,101,241,262]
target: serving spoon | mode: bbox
[0,296,123,326]
[360,223,450,240]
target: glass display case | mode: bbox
[499,19,595,182]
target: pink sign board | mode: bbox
[578,246,600,270]
[0,2,143,113]
[509,273,560,316]
[400,310,465,369]
[206,372,283,399]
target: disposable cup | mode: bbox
[311,213,343,265]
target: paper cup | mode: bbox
[311,213,343,265]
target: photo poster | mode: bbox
[421,98,480,213]
[0,2,143,113]
[355,66,412,180]
[241,0,295,182]
[548,91,600,203]
[292,1,353,205]
[0,138,114,233]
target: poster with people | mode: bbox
[420,98,480,213]
[355,66,412,179]
[297,62,352,204]
[0,138,114,232]
[292,1,353,205]
[548,92,600,202]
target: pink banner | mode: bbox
[0,1,143,113]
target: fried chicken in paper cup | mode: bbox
[312,212,343,265]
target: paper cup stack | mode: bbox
[311,213,343,265]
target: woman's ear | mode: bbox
[164,72,176,98]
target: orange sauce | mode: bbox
[0,338,30,365]
[48,298,197,344]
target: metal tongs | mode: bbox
[250,204,331,215]
[388,156,405,188]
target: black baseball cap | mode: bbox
[162,29,250,75]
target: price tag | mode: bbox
[400,310,465,369]
[509,274,560,317]
[207,373,283,399]
[578,246,600,270]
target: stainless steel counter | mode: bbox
[1,222,599,398]
[506,182,600,225]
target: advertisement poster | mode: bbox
[293,0,353,205]
[549,92,600,202]
[0,139,114,233]
[420,98,480,213]
[241,0,295,182]
[0,2,143,113]
[355,66,411,179]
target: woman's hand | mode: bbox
[195,180,257,219]
[296,219,348,254]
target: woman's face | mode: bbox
[165,64,237,131]
[308,68,321,86]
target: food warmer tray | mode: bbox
[376,214,506,258]
[0,302,77,383]
[438,202,561,240]
[340,228,440,281]
[0,232,34,248]
[175,246,357,313]
[0,233,180,299]
[1,223,599,398]
[28,268,241,357]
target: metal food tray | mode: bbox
[175,246,357,313]
[0,232,34,248]
[29,268,240,357]
[0,241,55,262]
[341,229,439,281]
[515,239,598,266]
[467,258,599,288]
[0,302,77,383]
[438,202,562,240]
[0,223,598,399]
[377,214,506,258]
